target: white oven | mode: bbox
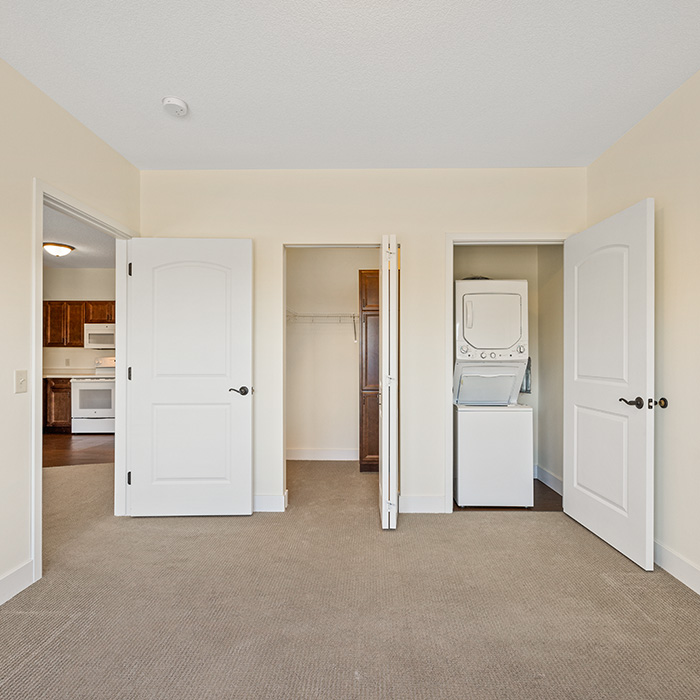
[71,377,115,433]
[84,323,116,349]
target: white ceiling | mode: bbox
[3,1,700,170]
[43,206,115,269]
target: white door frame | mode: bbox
[31,179,137,582]
[444,232,567,513]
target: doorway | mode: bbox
[450,243,564,511]
[444,234,565,512]
[284,246,381,504]
[32,183,134,580]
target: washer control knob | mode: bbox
[517,345,525,354]
[490,352,496,358]
[480,352,487,359]
[460,345,468,354]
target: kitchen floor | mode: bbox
[43,433,114,467]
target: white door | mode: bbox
[379,235,399,529]
[126,238,253,516]
[563,199,654,570]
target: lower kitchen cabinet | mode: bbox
[44,378,72,433]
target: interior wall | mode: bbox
[285,247,379,460]
[43,267,116,373]
[536,246,564,485]
[0,59,139,603]
[453,245,541,463]
[587,70,700,583]
[140,168,586,510]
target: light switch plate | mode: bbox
[14,370,28,394]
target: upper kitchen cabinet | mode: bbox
[85,300,115,323]
[43,301,85,347]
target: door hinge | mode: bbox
[386,501,396,513]
[127,471,132,485]
[128,367,132,380]
[128,262,132,276]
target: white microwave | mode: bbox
[84,324,116,349]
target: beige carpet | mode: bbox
[1,461,700,699]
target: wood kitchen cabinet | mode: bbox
[44,378,72,433]
[85,300,115,323]
[43,301,85,347]
[359,270,380,472]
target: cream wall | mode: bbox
[43,267,115,300]
[43,267,117,373]
[536,246,564,484]
[141,168,586,509]
[587,70,700,582]
[0,59,139,603]
[285,248,379,459]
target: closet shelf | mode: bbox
[286,308,359,341]
[286,308,358,324]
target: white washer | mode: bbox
[454,404,533,507]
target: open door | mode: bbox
[379,235,399,529]
[563,199,654,570]
[126,238,253,516]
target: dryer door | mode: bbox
[462,293,523,349]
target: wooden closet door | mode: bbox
[359,270,379,471]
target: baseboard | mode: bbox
[253,493,286,512]
[654,541,700,596]
[0,560,35,606]
[399,495,447,513]
[534,465,563,496]
[286,448,359,461]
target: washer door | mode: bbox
[453,363,526,405]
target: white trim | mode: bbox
[654,541,700,596]
[254,494,287,512]
[534,465,563,496]
[0,560,34,606]
[286,448,360,461]
[114,240,129,516]
[32,180,136,591]
[444,232,569,515]
[399,495,445,513]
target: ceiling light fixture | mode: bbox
[43,242,75,257]
[162,96,189,117]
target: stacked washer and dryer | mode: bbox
[453,279,533,507]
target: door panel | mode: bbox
[379,235,399,529]
[564,199,654,570]
[127,238,253,516]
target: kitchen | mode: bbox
[42,205,116,467]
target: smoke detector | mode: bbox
[162,96,189,117]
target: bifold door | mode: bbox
[563,199,655,570]
[379,234,399,529]
[126,238,253,516]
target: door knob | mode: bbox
[229,386,249,396]
[619,396,644,409]
[648,397,668,409]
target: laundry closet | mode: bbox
[452,244,564,502]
